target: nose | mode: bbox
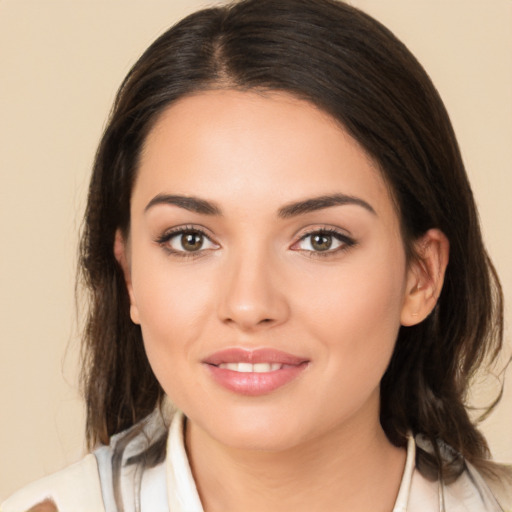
[217,248,290,332]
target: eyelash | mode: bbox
[155,225,217,259]
[155,225,356,259]
[293,227,356,258]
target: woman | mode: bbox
[2,0,511,511]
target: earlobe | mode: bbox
[114,229,140,325]
[400,229,449,326]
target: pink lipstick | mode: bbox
[203,348,309,396]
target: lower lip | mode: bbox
[204,363,309,396]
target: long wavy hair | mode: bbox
[79,0,505,488]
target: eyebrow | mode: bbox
[144,193,376,217]
[277,194,376,218]
[145,194,222,215]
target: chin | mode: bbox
[188,402,313,452]
[217,426,306,453]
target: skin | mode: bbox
[115,89,449,512]
[27,500,57,512]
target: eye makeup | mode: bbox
[153,222,357,261]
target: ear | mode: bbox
[114,229,140,325]
[401,228,449,326]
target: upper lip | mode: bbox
[203,348,308,366]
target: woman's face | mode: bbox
[120,90,418,451]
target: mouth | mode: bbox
[203,347,308,366]
[216,362,284,372]
[203,348,309,396]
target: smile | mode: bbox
[217,362,282,372]
[203,348,309,396]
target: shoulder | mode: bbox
[0,454,105,512]
[410,434,512,512]
[479,465,512,512]
[409,462,512,512]
[1,408,171,512]
[446,462,512,511]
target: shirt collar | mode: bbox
[393,434,416,512]
[166,410,203,512]
[166,410,417,512]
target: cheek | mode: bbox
[297,240,407,374]
[134,268,215,409]
[130,251,214,379]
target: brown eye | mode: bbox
[181,232,204,251]
[162,228,219,254]
[310,233,332,251]
[293,229,354,254]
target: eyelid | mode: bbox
[155,225,220,256]
[154,224,354,258]
[290,226,356,254]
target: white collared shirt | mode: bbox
[3,409,511,512]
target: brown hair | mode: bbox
[79,0,504,483]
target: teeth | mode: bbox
[218,362,283,372]
[238,363,253,373]
[253,363,271,372]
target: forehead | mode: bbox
[135,89,395,220]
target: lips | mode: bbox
[217,362,282,372]
[204,348,307,366]
[203,348,309,396]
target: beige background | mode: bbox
[1,0,511,500]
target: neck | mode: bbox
[185,396,407,512]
